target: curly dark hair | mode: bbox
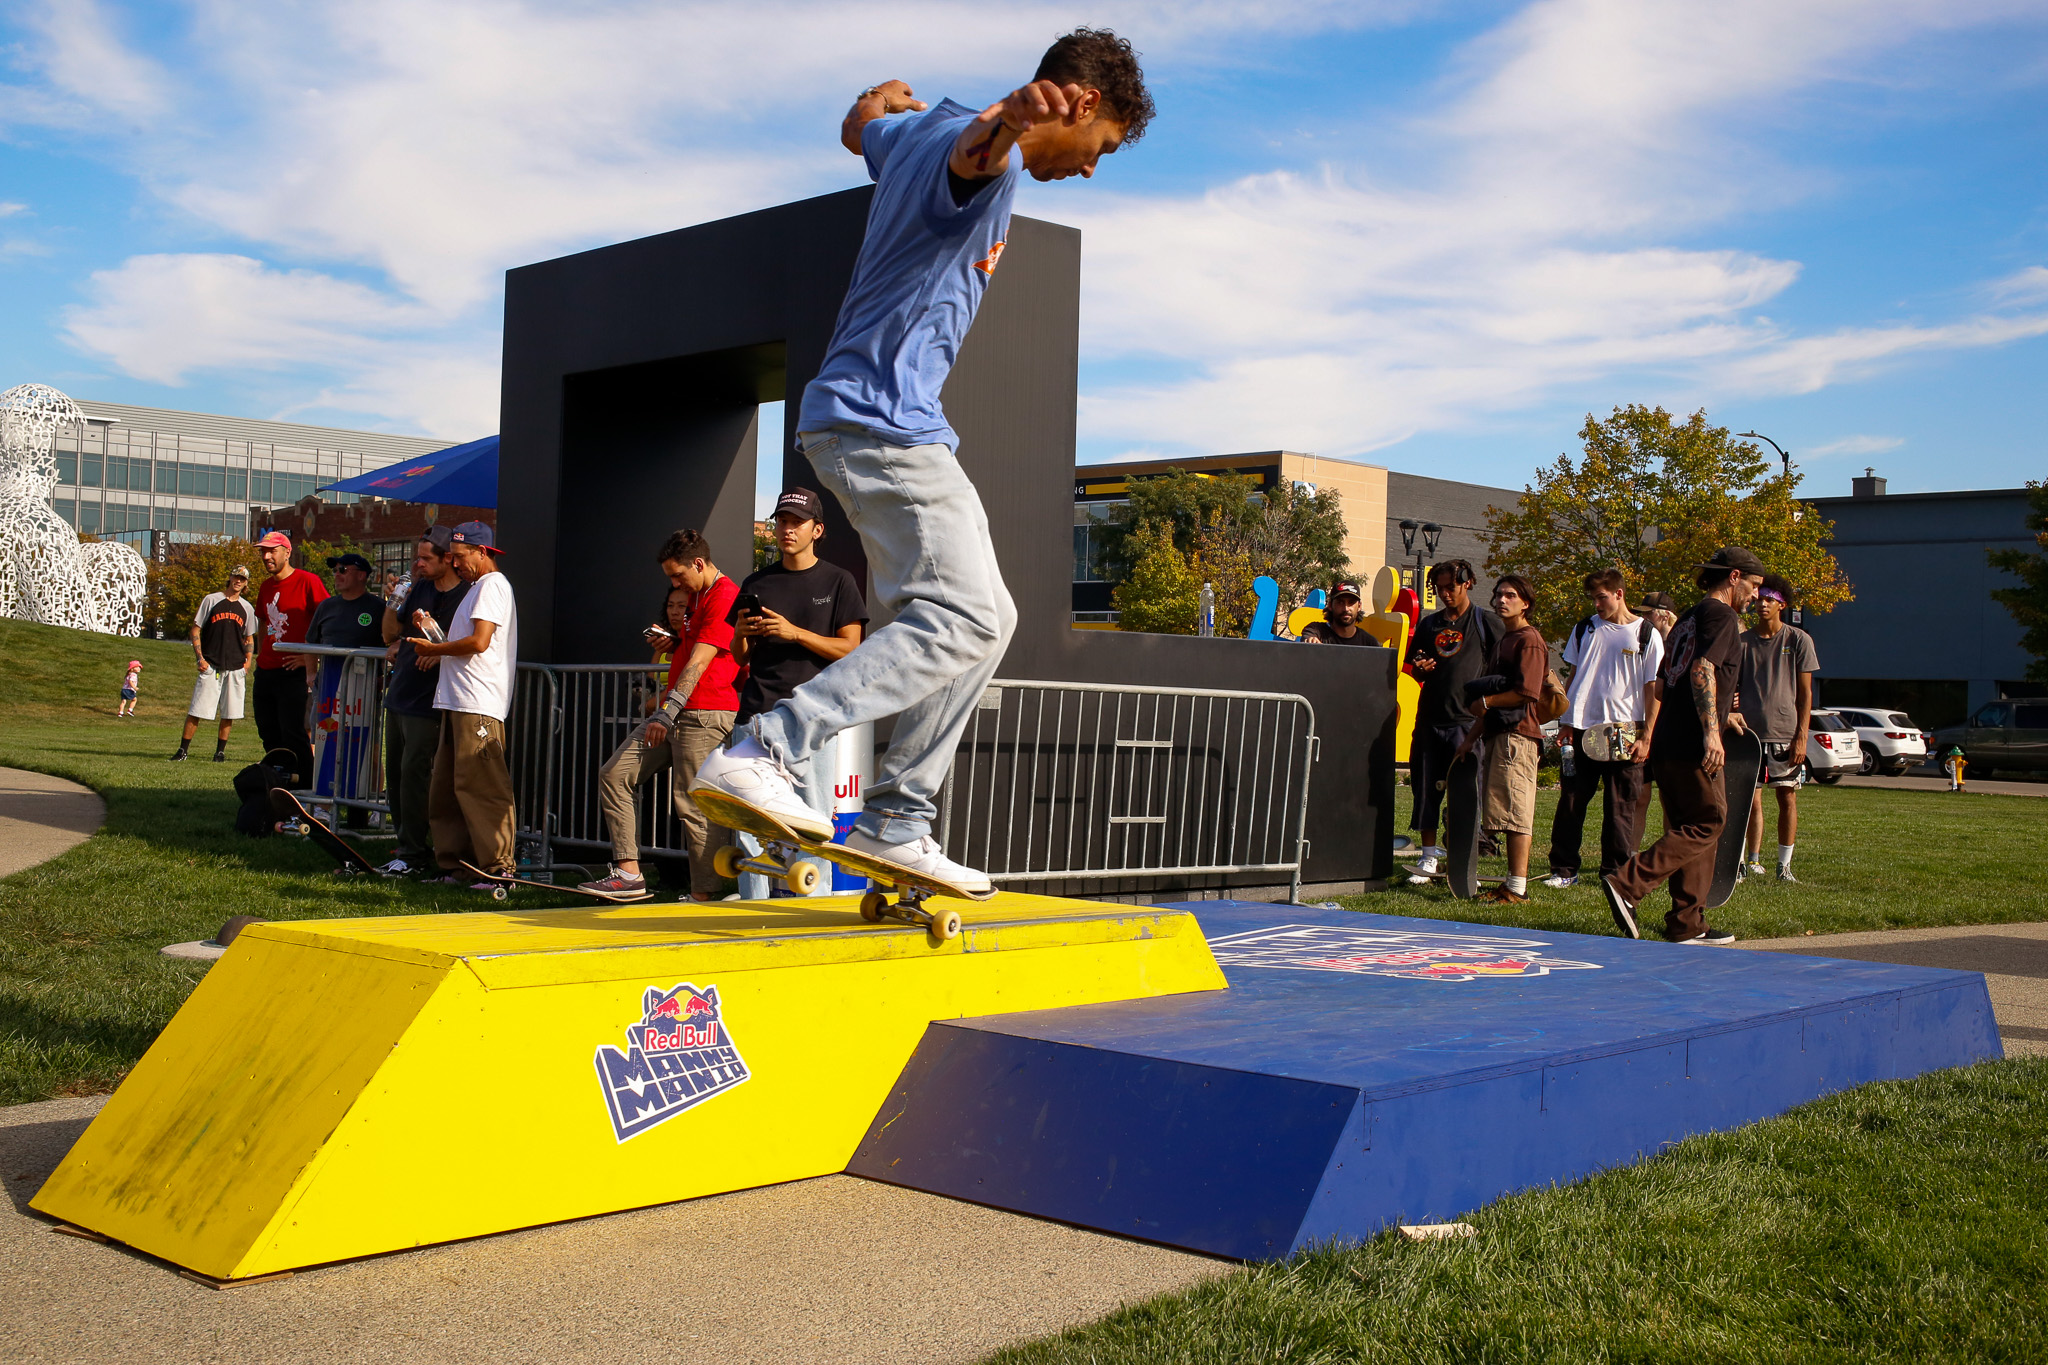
[1760,572,1796,605]
[1034,28,1155,144]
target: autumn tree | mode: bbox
[147,535,264,635]
[1988,481,2048,685]
[1110,522,1202,634]
[1481,405,1852,637]
[1100,468,1350,636]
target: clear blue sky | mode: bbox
[3,1,2045,504]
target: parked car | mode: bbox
[1928,698,2048,777]
[1826,705,1928,776]
[1803,709,1862,784]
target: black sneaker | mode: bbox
[1675,926,1738,946]
[167,749,188,762]
[211,751,228,763]
[1601,874,1640,939]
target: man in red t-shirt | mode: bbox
[586,528,741,900]
[250,529,330,786]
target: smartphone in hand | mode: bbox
[735,593,763,619]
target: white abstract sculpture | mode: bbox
[0,383,148,636]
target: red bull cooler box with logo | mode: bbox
[34,900,1996,1279]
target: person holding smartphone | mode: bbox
[711,490,867,893]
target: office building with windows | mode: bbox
[44,398,454,548]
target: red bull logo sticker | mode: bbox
[594,982,751,1142]
[1208,926,1600,983]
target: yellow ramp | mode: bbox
[33,893,1225,1281]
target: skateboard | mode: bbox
[1432,724,1485,901]
[1706,729,1765,909]
[270,788,378,876]
[691,785,991,941]
[457,861,649,904]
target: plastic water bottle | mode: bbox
[1198,582,1215,638]
[1560,739,1576,778]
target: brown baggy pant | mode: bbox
[597,709,734,897]
[1609,753,1725,940]
[429,710,517,876]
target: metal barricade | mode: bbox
[546,663,702,863]
[277,643,562,871]
[937,680,1319,902]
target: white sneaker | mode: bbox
[689,745,834,842]
[1407,854,1441,884]
[844,829,993,897]
[1540,872,1578,889]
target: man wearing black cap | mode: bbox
[1640,591,1678,642]
[1602,546,1766,945]
[408,521,520,890]
[307,552,386,650]
[377,527,468,875]
[1301,584,1370,644]
[304,551,386,824]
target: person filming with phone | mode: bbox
[583,530,742,901]
[717,488,868,893]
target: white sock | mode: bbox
[726,734,767,761]
[1778,844,1794,872]
[1507,875,1527,895]
[1422,845,1445,858]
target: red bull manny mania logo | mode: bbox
[594,982,751,1142]
[1208,925,1601,982]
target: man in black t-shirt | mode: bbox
[1402,559,1501,879]
[376,528,469,874]
[1300,583,1370,645]
[1603,546,1766,945]
[731,489,869,728]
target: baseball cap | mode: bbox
[422,525,455,553]
[327,552,372,572]
[450,520,503,555]
[1697,545,1766,576]
[229,564,250,580]
[1330,582,1362,601]
[255,530,292,549]
[774,487,825,523]
[1640,591,1676,613]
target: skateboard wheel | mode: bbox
[858,891,887,923]
[490,886,507,902]
[712,845,742,880]
[786,862,822,896]
[930,908,962,941]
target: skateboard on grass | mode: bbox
[457,861,648,904]
[270,788,378,877]
[1705,728,1765,910]
[691,785,992,941]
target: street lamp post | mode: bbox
[1397,519,1445,607]
[1740,430,1793,485]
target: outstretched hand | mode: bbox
[867,79,927,116]
[975,79,1085,135]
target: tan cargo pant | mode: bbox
[429,710,517,877]
[598,709,734,897]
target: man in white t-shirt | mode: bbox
[406,521,520,889]
[1543,567,1665,888]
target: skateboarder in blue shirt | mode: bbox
[691,29,1154,894]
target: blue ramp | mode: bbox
[847,903,2000,1260]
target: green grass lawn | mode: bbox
[6,616,2048,1359]
[1352,774,2048,940]
[989,1057,2048,1364]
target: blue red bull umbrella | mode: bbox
[321,433,497,509]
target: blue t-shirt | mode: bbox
[797,99,1020,450]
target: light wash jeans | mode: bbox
[747,425,1017,846]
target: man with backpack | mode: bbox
[1543,567,1665,889]
[1470,574,1549,904]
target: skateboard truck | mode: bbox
[857,886,963,941]
[711,840,962,940]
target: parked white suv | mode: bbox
[1826,706,1929,776]
[1803,710,1862,784]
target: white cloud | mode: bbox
[0,203,25,218]
[1992,266,2048,306]
[1803,434,1905,457]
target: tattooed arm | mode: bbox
[646,642,718,746]
[1693,656,1726,776]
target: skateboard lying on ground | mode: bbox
[270,788,378,877]
[1706,728,1765,910]
[457,861,650,904]
[690,785,992,941]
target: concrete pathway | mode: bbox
[1832,770,2047,797]
[0,769,102,879]
[1738,921,2048,1057]
[1,1096,1221,1365]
